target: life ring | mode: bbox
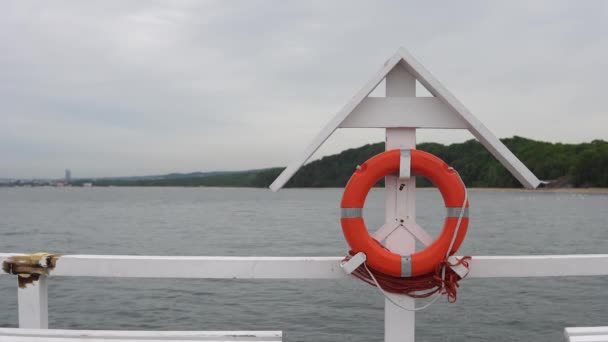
[340,149,469,277]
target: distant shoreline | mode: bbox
[4,137,607,189]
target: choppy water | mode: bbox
[0,187,607,341]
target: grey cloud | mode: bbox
[0,0,606,178]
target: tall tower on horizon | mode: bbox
[65,169,71,184]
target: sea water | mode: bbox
[0,187,607,341]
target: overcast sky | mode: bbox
[1,1,606,179]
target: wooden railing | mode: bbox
[1,253,608,333]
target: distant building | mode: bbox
[65,169,71,184]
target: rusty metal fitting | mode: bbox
[2,253,61,288]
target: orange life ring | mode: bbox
[340,149,469,277]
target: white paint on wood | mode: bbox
[403,223,434,247]
[566,334,608,342]
[468,255,608,278]
[384,128,417,255]
[0,254,346,279]
[17,276,48,329]
[383,73,416,342]
[385,128,417,155]
[568,336,608,342]
[565,327,608,342]
[340,97,467,129]
[372,222,401,242]
[268,52,405,192]
[395,48,540,188]
[270,47,541,191]
[2,254,608,279]
[386,63,415,96]
[0,328,282,341]
[566,327,608,336]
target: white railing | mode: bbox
[2,253,608,334]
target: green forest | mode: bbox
[79,136,608,188]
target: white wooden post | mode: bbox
[384,64,416,342]
[18,276,48,329]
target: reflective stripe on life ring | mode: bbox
[340,149,469,277]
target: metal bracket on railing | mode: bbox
[2,253,61,288]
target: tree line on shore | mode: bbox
[76,136,608,188]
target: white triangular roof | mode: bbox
[270,47,541,191]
